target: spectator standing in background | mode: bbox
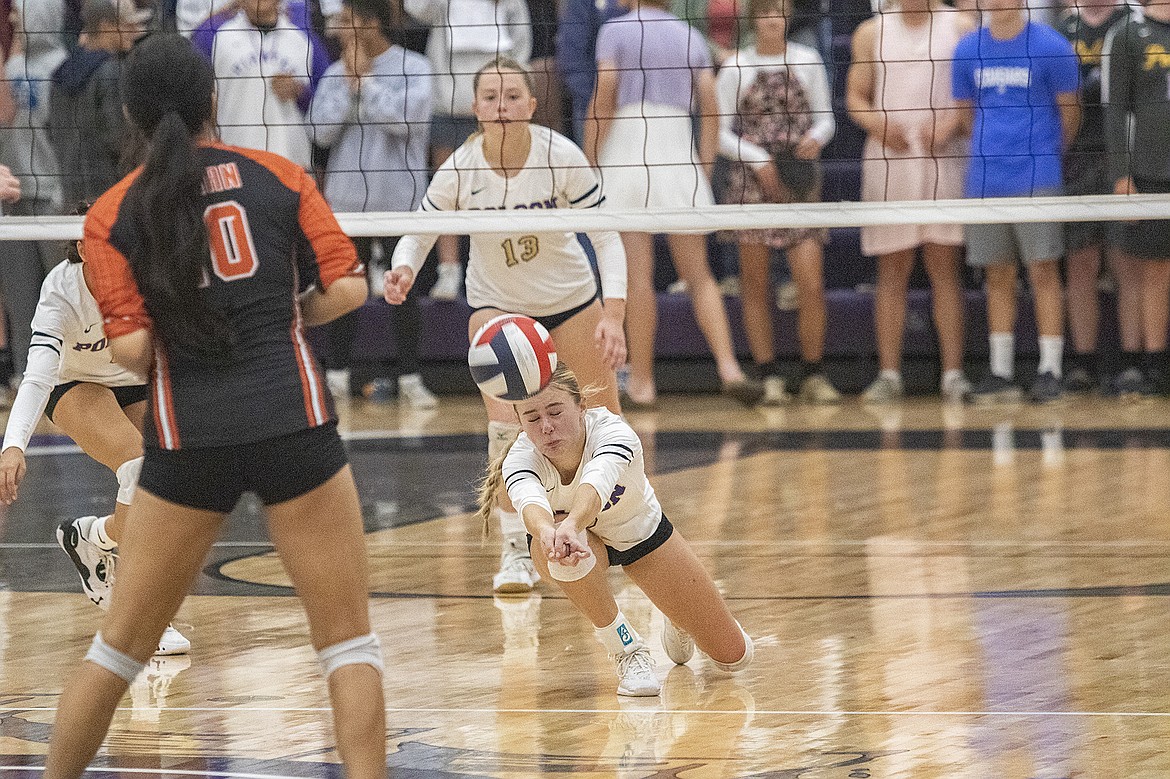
[192,0,331,170]
[847,0,972,403]
[406,0,531,300]
[555,0,622,143]
[0,2,66,390]
[587,0,763,409]
[952,0,1080,404]
[50,0,149,208]
[719,0,840,405]
[310,0,438,407]
[1060,0,1143,395]
[1103,1,1170,395]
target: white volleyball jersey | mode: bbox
[2,261,144,451]
[503,407,663,551]
[414,125,609,316]
[31,261,144,387]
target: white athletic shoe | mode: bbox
[55,517,116,610]
[430,263,464,300]
[614,647,661,697]
[156,624,191,656]
[662,618,695,665]
[398,373,439,410]
[492,539,541,594]
[760,375,791,406]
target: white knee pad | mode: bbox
[487,421,522,462]
[711,625,753,673]
[85,631,145,683]
[116,456,144,506]
[318,632,384,678]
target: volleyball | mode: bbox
[468,314,557,401]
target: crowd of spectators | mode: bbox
[0,0,1161,408]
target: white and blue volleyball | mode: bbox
[468,314,558,401]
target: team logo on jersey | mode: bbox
[1144,43,1170,71]
[1075,39,1104,66]
[73,338,108,353]
[974,66,1031,93]
[603,484,625,511]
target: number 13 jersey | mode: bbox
[83,143,364,451]
[412,124,607,317]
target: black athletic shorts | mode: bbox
[1063,150,1113,253]
[139,421,349,513]
[1118,178,1170,260]
[45,382,149,422]
[527,514,675,568]
[472,291,600,335]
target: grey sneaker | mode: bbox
[862,375,903,403]
[799,373,842,405]
[1107,367,1152,399]
[1030,371,1064,404]
[1062,365,1096,394]
[965,374,1022,405]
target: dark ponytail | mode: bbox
[121,34,232,362]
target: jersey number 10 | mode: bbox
[205,201,259,281]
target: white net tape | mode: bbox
[6,194,1170,241]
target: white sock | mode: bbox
[1038,336,1064,378]
[594,610,642,656]
[879,369,901,384]
[499,510,525,539]
[941,368,964,388]
[88,515,117,551]
[989,333,1014,380]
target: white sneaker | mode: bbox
[156,624,191,656]
[775,280,799,311]
[55,517,116,610]
[862,375,903,404]
[760,375,791,406]
[326,369,351,400]
[941,372,973,403]
[430,263,463,300]
[398,373,438,409]
[799,373,842,405]
[614,646,661,697]
[662,617,695,665]
[493,540,541,594]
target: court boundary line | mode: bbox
[1,706,1167,717]
[0,768,317,779]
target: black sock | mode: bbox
[754,360,781,380]
[1120,350,1143,373]
[1144,350,1168,376]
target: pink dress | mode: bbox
[860,8,967,256]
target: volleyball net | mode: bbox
[0,0,1162,243]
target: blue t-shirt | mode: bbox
[952,22,1080,197]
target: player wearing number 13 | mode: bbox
[44,35,386,778]
[386,56,627,595]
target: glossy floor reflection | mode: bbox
[0,396,1168,777]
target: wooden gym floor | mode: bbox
[0,393,1168,778]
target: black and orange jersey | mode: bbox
[83,143,363,450]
